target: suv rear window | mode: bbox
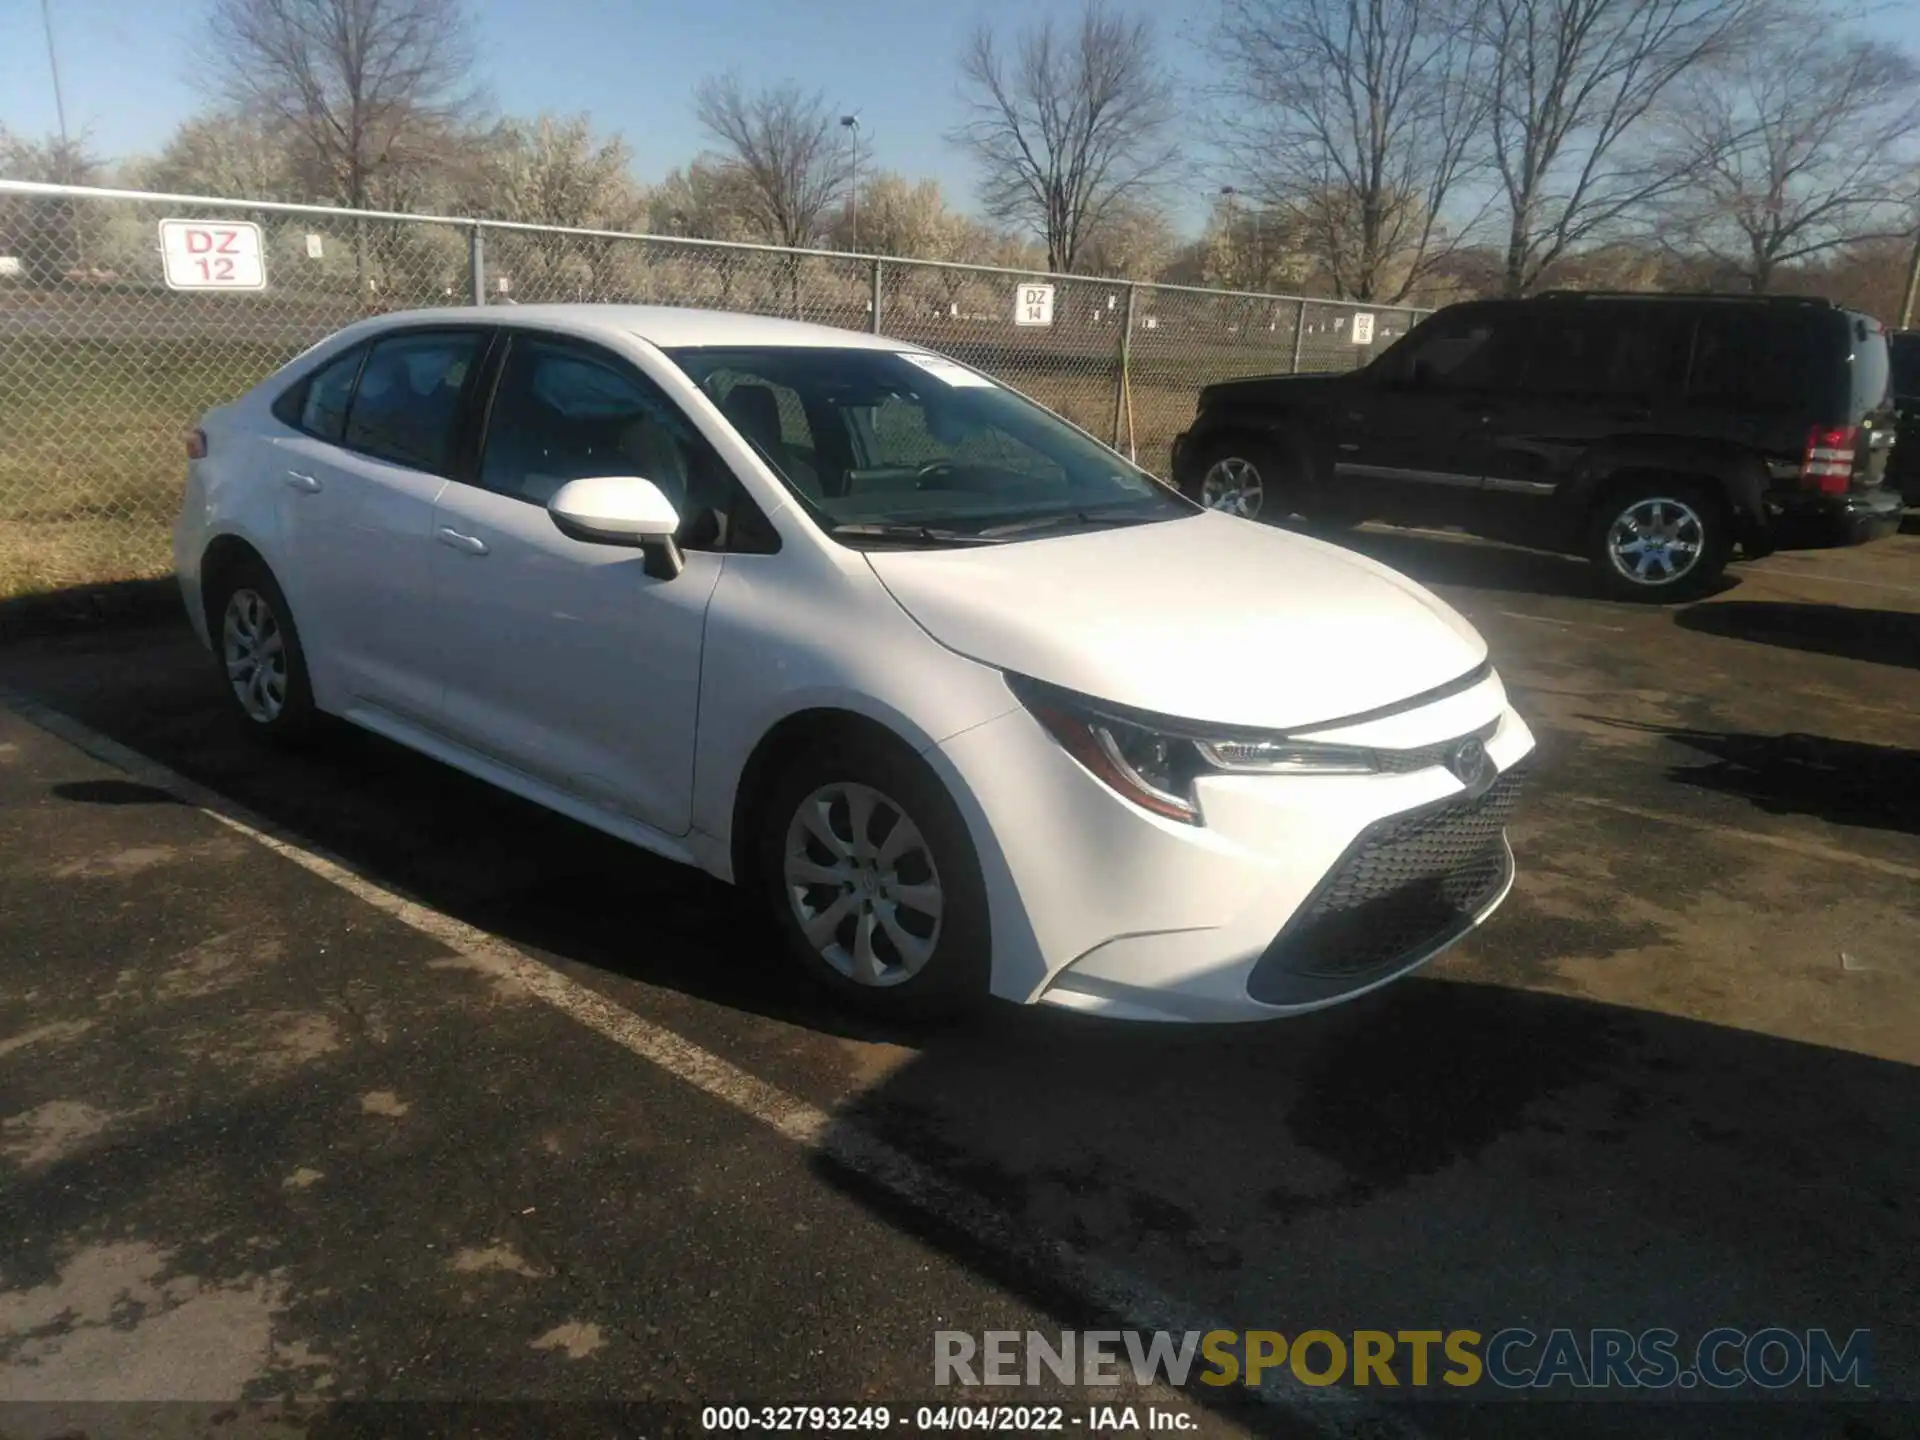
[1846,315,1891,423]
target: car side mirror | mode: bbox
[548,475,685,579]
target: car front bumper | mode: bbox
[927,672,1536,1023]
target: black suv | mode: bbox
[1891,329,1919,506]
[1171,293,1903,601]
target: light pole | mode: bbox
[841,114,861,251]
[39,0,71,153]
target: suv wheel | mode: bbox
[1587,483,1730,603]
[757,738,990,1021]
[1188,442,1277,520]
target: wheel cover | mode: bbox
[782,781,943,988]
[1200,456,1264,518]
[221,588,288,723]
[1605,497,1706,586]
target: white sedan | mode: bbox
[174,305,1534,1022]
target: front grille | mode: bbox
[1247,765,1526,1005]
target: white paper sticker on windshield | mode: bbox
[899,352,997,387]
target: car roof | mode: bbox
[357,303,909,352]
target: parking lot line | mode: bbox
[1565,794,1920,882]
[0,685,1424,1440]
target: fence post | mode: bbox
[1290,301,1308,373]
[870,258,884,334]
[1112,284,1138,450]
[469,223,486,307]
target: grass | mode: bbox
[0,327,1324,600]
[0,339,306,599]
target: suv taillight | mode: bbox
[1801,425,1856,493]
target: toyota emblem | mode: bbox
[1447,737,1493,794]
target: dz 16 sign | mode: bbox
[159,220,267,290]
[1014,283,1055,327]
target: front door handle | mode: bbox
[436,526,489,556]
[283,470,322,493]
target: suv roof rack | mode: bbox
[1526,289,1839,307]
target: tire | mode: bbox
[756,736,991,1021]
[1585,480,1731,604]
[207,557,322,743]
[1184,438,1283,521]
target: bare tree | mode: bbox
[1480,0,1772,296]
[204,0,480,213]
[952,0,1179,274]
[692,74,844,249]
[1668,25,1920,292]
[1210,0,1490,303]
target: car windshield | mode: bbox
[664,346,1192,544]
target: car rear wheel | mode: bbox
[758,738,991,1020]
[210,559,321,742]
[1586,482,1729,603]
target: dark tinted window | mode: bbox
[478,335,755,551]
[1685,311,1821,416]
[342,330,482,473]
[1891,333,1920,398]
[1521,306,1690,399]
[273,346,363,442]
[1382,308,1522,392]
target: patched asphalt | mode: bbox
[1,525,1918,1439]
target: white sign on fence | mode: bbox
[158,220,266,290]
[1350,311,1376,346]
[1014,283,1055,327]
[305,233,324,259]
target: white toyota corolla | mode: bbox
[174,304,1534,1022]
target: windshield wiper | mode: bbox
[829,522,1003,547]
[974,506,1168,538]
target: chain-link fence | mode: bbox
[0,179,1426,598]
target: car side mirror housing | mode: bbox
[548,475,685,579]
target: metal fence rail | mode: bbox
[0,178,1426,597]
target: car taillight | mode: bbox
[185,428,208,460]
[1801,425,1856,494]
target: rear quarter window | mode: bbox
[1685,312,1826,417]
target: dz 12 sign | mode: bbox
[1014,283,1055,327]
[1350,312,1376,346]
[159,220,267,290]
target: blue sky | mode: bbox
[5,0,1919,234]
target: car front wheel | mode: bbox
[758,738,990,1020]
[1587,483,1730,603]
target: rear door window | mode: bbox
[1521,308,1689,400]
[342,330,484,474]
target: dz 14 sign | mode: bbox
[159,220,267,290]
[1014,284,1055,327]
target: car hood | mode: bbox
[1202,371,1349,408]
[864,512,1490,731]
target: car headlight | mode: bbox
[1010,676,1378,825]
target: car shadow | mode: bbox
[1577,715,1920,839]
[811,976,1919,1436]
[1676,601,1920,670]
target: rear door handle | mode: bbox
[283,470,322,493]
[435,526,489,556]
